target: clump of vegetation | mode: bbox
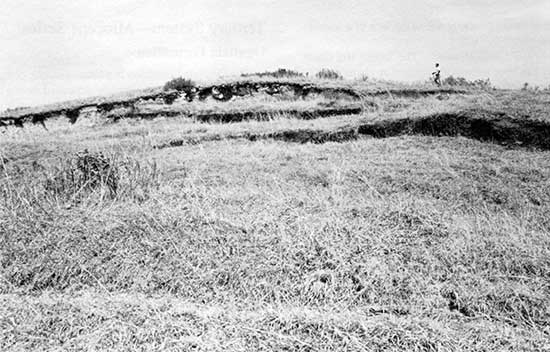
[163,77,196,92]
[44,150,120,200]
[316,68,343,80]
[522,82,545,92]
[442,76,492,89]
[38,150,159,204]
[241,68,305,78]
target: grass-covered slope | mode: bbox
[0,86,549,351]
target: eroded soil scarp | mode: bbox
[358,110,550,149]
[0,80,466,127]
[155,109,550,150]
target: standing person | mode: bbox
[432,63,441,86]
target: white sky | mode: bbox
[1,0,549,109]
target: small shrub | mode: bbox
[316,68,343,80]
[163,77,196,92]
[76,150,119,194]
[41,150,160,205]
[45,150,119,200]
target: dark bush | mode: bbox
[163,77,196,92]
[316,69,343,80]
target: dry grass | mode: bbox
[0,88,549,351]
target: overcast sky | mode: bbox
[1,0,549,109]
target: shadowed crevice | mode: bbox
[358,110,550,150]
[194,107,363,123]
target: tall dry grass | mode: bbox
[1,90,549,351]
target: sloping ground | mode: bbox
[1,292,546,351]
[0,79,465,127]
[1,135,549,351]
[0,87,165,118]
[0,89,178,127]
[155,109,550,150]
[2,88,549,351]
[469,90,550,123]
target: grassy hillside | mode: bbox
[0,79,549,351]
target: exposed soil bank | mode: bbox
[194,107,362,123]
[154,128,359,149]
[254,129,358,144]
[0,90,181,127]
[108,111,184,121]
[358,110,550,150]
[195,81,362,101]
[0,80,465,127]
[104,106,361,123]
[157,110,550,150]
[192,82,464,102]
